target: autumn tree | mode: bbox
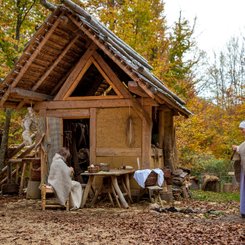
[206,37,245,109]
[0,0,48,169]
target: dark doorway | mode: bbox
[63,119,90,183]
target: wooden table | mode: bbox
[80,169,134,208]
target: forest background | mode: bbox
[0,0,244,182]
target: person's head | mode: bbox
[239,120,245,135]
[58,147,71,162]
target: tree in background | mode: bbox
[0,0,47,168]
[84,0,168,65]
[206,37,245,109]
[1,0,243,178]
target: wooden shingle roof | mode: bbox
[0,0,191,116]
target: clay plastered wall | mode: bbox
[97,108,141,148]
[96,108,142,169]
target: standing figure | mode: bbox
[232,120,245,218]
[48,147,83,209]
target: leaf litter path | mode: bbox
[0,196,244,245]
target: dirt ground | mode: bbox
[0,195,244,245]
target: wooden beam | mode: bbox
[65,95,119,101]
[163,110,175,171]
[156,92,191,117]
[34,98,158,111]
[92,52,151,125]
[16,100,27,110]
[54,42,97,100]
[128,81,148,97]
[96,148,141,157]
[63,59,93,99]
[9,87,53,101]
[141,106,152,169]
[69,16,144,90]
[92,52,130,98]
[90,108,96,164]
[32,35,80,91]
[0,17,64,107]
[39,108,90,118]
[90,57,123,97]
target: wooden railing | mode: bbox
[0,133,45,195]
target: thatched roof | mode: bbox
[0,0,191,116]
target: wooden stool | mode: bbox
[41,184,70,211]
[146,185,163,206]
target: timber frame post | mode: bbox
[161,108,176,171]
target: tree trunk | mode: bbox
[0,109,12,170]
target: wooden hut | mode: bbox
[0,0,191,186]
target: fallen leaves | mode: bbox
[0,196,244,245]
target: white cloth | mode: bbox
[48,153,83,208]
[133,168,164,188]
[239,120,245,129]
[152,168,164,187]
[133,169,151,188]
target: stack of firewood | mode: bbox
[171,168,192,200]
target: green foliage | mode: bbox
[0,109,26,146]
[86,0,167,64]
[176,97,245,169]
[191,190,240,202]
[187,153,231,182]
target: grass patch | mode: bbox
[191,190,240,202]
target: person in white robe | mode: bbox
[232,120,245,218]
[48,147,83,209]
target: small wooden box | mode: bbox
[145,172,157,186]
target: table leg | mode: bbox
[111,176,128,208]
[81,176,94,208]
[91,181,103,206]
[111,184,121,208]
[125,174,133,203]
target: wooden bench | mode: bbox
[41,184,70,211]
[146,185,163,206]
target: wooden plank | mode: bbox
[90,108,96,164]
[0,17,64,107]
[9,87,53,101]
[40,108,90,118]
[32,35,80,91]
[34,98,158,111]
[141,105,152,169]
[96,148,141,157]
[65,95,119,101]
[54,42,97,100]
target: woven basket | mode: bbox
[145,172,157,186]
[30,168,41,181]
[99,163,110,172]
[88,165,100,173]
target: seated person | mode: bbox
[48,147,83,209]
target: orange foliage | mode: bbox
[176,96,245,166]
